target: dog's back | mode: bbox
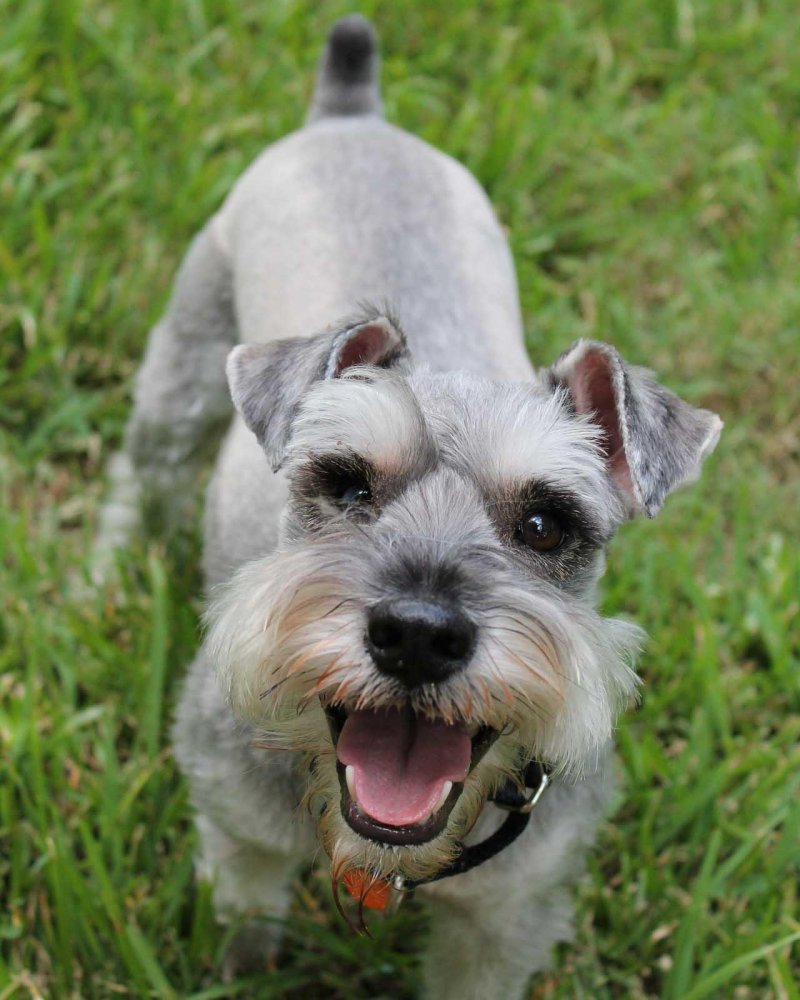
[208,16,530,384]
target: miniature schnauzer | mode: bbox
[97,16,722,998]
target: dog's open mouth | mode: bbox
[325,704,496,846]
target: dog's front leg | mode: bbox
[419,877,575,1000]
[417,779,610,1000]
[174,648,315,977]
[194,814,298,980]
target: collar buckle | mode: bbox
[499,767,550,814]
[492,761,551,814]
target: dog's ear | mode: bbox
[227,315,409,471]
[545,339,722,517]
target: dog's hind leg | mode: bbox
[94,220,236,574]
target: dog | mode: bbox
[97,16,722,998]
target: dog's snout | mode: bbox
[366,598,476,687]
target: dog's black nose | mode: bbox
[366,598,476,688]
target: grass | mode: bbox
[1,0,799,996]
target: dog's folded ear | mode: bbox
[545,339,722,517]
[227,314,409,471]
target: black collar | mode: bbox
[399,759,552,895]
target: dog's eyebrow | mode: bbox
[289,370,436,477]
[291,450,376,500]
[305,451,376,483]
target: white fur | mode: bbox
[287,367,430,472]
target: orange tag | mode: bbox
[342,870,392,911]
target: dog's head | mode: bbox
[207,311,721,883]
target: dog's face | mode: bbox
[208,314,721,883]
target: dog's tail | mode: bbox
[307,15,383,123]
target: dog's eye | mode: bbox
[519,512,564,552]
[308,455,375,510]
[337,480,372,507]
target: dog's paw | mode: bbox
[221,920,283,982]
[91,451,143,584]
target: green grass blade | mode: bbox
[681,931,800,1000]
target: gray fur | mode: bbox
[93,222,236,576]
[97,17,722,999]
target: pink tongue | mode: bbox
[337,707,471,827]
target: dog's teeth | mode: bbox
[435,780,453,813]
[345,764,356,800]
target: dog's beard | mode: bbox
[206,533,642,877]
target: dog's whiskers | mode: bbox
[488,633,564,700]
[330,674,359,705]
[251,739,298,752]
[260,673,294,700]
[482,646,551,726]
[301,656,353,705]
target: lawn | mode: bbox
[1,1,798,997]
